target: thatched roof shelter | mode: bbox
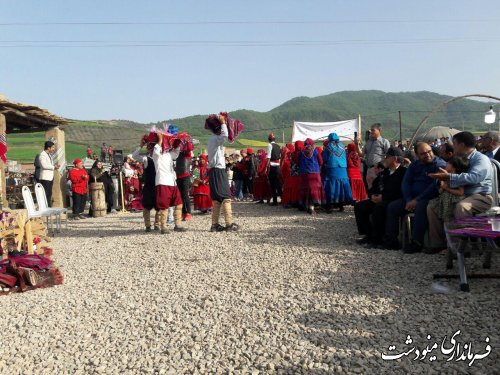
[0,97,67,133]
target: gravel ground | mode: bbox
[0,202,499,374]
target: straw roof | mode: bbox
[0,98,67,133]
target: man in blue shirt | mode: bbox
[382,142,446,252]
[428,131,493,249]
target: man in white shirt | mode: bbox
[38,141,59,207]
[205,114,239,232]
[152,133,187,234]
[266,133,282,206]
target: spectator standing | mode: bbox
[354,123,390,191]
[86,145,93,158]
[100,143,107,162]
[266,133,283,206]
[38,141,59,207]
[108,145,114,163]
[68,159,89,220]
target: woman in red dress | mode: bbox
[346,143,367,202]
[253,149,272,203]
[280,143,299,208]
[193,155,213,213]
[298,138,325,214]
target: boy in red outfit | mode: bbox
[68,159,89,220]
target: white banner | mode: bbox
[291,119,359,143]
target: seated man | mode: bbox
[427,131,493,249]
[354,147,406,247]
[384,142,446,252]
[479,130,500,161]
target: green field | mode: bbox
[7,133,90,163]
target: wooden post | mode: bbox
[45,127,67,209]
[0,114,7,209]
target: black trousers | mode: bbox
[176,177,192,214]
[268,165,282,202]
[72,192,87,216]
[39,179,53,207]
[243,176,253,195]
[362,162,369,192]
[354,199,389,243]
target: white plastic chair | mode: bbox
[21,185,54,233]
[34,183,68,231]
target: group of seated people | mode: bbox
[354,130,498,254]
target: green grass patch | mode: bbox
[236,139,269,147]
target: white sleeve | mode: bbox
[153,144,161,161]
[266,144,272,159]
[142,157,148,169]
[215,124,229,146]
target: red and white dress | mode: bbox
[346,143,367,202]
[193,161,213,212]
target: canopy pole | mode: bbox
[358,114,361,138]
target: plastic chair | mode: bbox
[21,186,54,233]
[34,183,68,231]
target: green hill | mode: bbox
[148,90,495,142]
[7,90,496,162]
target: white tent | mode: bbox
[291,118,359,143]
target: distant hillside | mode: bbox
[8,90,496,162]
[120,90,495,142]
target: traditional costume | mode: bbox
[322,133,353,211]
[152,136,187,233]
[141,150,160,231]
[193,155,213,212]
[346,143,367,202]
[172,126,193,221]
[281,143,300,207]
[266,133,282,205]
[298,139,325,214]
[205,113,242,232]
[253,149,272,203]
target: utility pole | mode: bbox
[398,111,403,142]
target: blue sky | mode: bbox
[1,0,498,122]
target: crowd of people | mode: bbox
[354,128,498,255]
[33,119,500,247]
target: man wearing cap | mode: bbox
[354,147,407,247]
[266,133,283,205]
[354,123,391,191]
[68,159,89,220]
[383,142,446,252]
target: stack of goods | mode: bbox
[0,210,64,295]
